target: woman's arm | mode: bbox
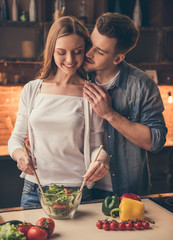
[8,84,36,174]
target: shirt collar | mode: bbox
[87,60,129,90]
[95,71,120,90]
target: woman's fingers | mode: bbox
[83,161,109,183]
[31,156,37,169]
[17,155,35,175]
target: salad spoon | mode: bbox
[73,145,103,207]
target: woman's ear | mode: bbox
[113,54,125,65]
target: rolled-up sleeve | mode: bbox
[139,80,167,153]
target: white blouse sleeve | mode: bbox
[8,84,29,157]
[90,110,106,161]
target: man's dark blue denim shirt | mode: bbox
[89,60,167,196]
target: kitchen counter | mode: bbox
[0,199,173,240]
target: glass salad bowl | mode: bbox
[37,184,81,219]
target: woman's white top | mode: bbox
[8,79,111,189]
[28,94,86,186]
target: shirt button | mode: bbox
[108,135,111,138]
[110,155,112,158]
[112,173,115,177]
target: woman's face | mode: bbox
[54,34,85,75]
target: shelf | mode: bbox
[0,21,41,27]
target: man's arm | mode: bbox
[83,83,152,150]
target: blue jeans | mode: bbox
[20,179,92,207]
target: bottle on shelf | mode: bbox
[29,0,36,22]
[114,0,121,14]
[53,0,65,21]
[12,0,18,21]
[133,0,142,27]
[0,0,8,22]
[78,0,88,24]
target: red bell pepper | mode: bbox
[119,193,141,202]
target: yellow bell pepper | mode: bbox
[110,198,145,221]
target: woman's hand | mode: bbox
[12,147,37,175]
[83,151,110,183]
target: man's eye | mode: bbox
[97,49,104,55]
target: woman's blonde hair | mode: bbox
[37,16,90,80]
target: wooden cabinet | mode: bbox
[0,0,173,85]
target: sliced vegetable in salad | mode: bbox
[43,184,79,217]
[0,223,26,240]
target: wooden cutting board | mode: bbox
[0,215,4,224]
[0,199,173,240]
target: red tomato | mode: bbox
[118,222,125,230]
[102,222,109,231]
[125,221,133,230]
[142,220,150,229]
[102,220,110,231]
[36,217,55,237]
[27,226,48,240]
[109,221,117,230]
[96,220,103,229]
[134,221,142,230]
[120,193,141,201]
[17,222,33,237]
[129,219,135,228]
[52,203,67,209]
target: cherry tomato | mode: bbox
[102,220,110,231]
[125,221,133,230]
[118,222,125,230]
[96,220,103,229]
[27,226,47,240]
[36,217,55,237]
[142,220,150,229]
[17,222,33,237]
[109,221,117,230]
[134,221,142,230]
[129,219,135,228]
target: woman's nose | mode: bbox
[66,52,73,63]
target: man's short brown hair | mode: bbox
[96,12,139,54]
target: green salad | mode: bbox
[43,184,79,217]
[0,223,26,240]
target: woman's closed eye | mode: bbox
[73,49,83,55]
[56,50,66,55]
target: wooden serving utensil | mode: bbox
[23,143,45,202]
[73,145,103,207]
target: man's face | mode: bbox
[84,27,118,73]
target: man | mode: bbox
[83,12,167,198]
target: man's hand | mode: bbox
[83,83,113,120]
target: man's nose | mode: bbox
[86,47,94,58]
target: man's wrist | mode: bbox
[103,109,115,122]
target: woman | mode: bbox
[8,16,110,206]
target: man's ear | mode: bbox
[113,54,125,65]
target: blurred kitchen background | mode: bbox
[0,0,173,208]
